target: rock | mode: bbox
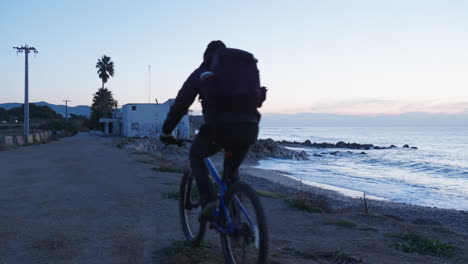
[276,139,403,151]
[313,153,323,157]
[411,147,418,149]
[362,144,374,149]
[250,138,310,160]
[336,141,347,148]
[403,144,409,148]
[312,142,335,148]
[360,152,367,154]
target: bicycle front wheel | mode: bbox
[220,181,268,264]
[179,171,206,245]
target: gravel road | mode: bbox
[0,133,182,264]
[2,134,467,264]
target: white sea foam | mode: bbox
[256,126,468,210]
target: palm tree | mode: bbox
[96,55,115,89]
[90,88,115,130]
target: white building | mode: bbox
[121,99,190,139]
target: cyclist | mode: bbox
[160,40,265,221]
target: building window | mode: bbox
[132,106,137,111]
[131,123,139,130]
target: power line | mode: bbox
[13,45,38,143]
[63,100,71,119]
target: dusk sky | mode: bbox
[1,0,467,115]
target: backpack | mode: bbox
[199,48,267,111]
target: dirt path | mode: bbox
[1,134,466,264]
[0,133,184,264]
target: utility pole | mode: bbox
[14,45,38,143]
[63,100,71,119]
[148,65,151,103]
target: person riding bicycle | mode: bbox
[160,40,266,221]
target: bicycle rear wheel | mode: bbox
[179,171,206,245]
[220,181,268,264]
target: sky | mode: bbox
[1,0,468,115]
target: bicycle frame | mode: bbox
[204,157,256,235]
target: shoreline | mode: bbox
[116,137,467,262]
[241,159,468,235]
[119,138,468,235]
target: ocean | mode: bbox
[256,127,468,211]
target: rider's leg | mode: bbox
[218,123,259,184]
[189,125,220,206]
[223,146,250,185]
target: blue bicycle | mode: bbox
[179,151,269,264]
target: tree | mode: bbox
[5,104,61,120]
[0,108,7,120]
[90,88,115,130]
[96,55,114,89]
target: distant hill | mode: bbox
[0,101,91,117]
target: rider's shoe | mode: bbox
[199,200,217,222]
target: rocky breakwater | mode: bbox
[249,138,309,160]
[279,140,418,150]
[117,138,309,162]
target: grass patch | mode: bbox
[386,231,455,257]
[280,247,317,260]
[256,190,286,199]
[383,214,404,221]
[136,159,154,164]
[162,182,179,186]
[163,240,222,264]
[285,196,323,213]
[433,226,453,234]
[318,250,362,263]
[325,219,357,228]
[151,166,180,173]
[163,191,180,200]
[279,248,361,263]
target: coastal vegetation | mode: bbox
[90,55,116,130]
[285,196,324,213]
[256,190,287,199]
[285,190,331,213]
[0,103,88,136]
[163,190,180,200]
[96,55,114,90]
[163,240,222,264]
[325,219,357,228]
[385,231,455,257]
[279,247,362,263]
[0,103,61,121]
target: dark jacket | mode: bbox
[162,64,260,135]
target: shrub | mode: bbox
[388,231,455,257]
